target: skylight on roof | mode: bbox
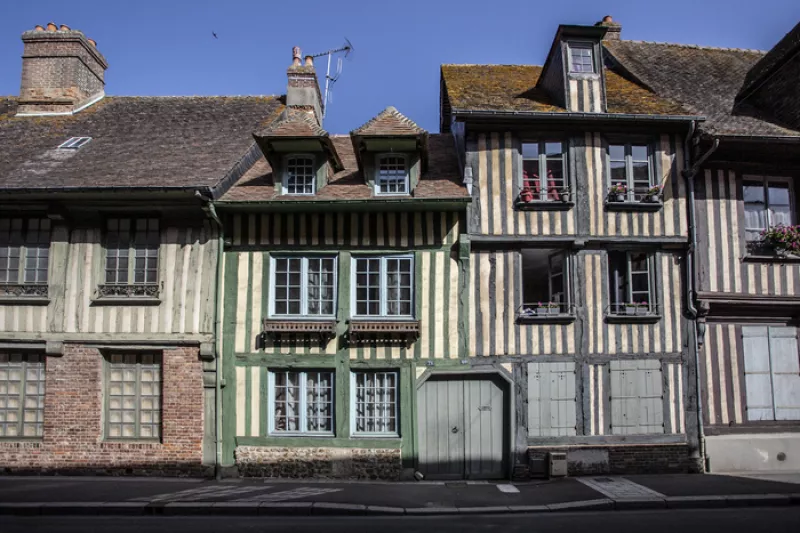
[58,137,92,150]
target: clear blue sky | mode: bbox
[1,0,798,133]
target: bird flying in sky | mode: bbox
[212,31,218,39]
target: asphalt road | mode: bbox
[2,508,799,533]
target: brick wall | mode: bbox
[235,446,402,480]
[0,345,207,476]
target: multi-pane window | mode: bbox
[284,155,315,195]
[105,219,159,285]
[608,143,653,201]
[105,353,161,440]
[352,371,398,436]
[376,155,409,195]
[743,176,794,243]
[608,251,655,314]
[0,353,45,438]
[270,370,334,434]
[521,249,570,313]
[271,256,337,317]
[353,256,413,318]
[0,218,50,286]
[522,142,565,201]
[568,44,595,73]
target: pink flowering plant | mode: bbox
[646,185,663,196]
[761,224,800,255]
[609,183,627,195]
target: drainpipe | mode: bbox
[681,124,719,472]
[195,190,225,481]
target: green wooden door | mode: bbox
[417,375,508,479]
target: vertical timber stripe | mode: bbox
[699,323,748,427]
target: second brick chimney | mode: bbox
[596,15,622,40]
[17,23,108,115]
[286,46,323,125]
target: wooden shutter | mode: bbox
[742,326,775,421]
[768,327,800,421]
[528,362,576,437]
[610,360,664,435]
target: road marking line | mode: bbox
[577,477,665,500]
[236,487,343,502]
[496,484,520,493]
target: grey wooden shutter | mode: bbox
[742,326,775,421]
[610,360,664,435]
[768,327,800,421]
[528,362,576,437]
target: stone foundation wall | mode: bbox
[235,446,402,480]
[525,444,693,478]
[0,344,207,476]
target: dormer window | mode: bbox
[58,137,91,150]
[376,154,409,195]
[568,43,595,74]
[284,155,316,195]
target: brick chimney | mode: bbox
[17,23,108,115]
[596,15,622,40]
[286,46,323,125]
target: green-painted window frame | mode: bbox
[268,255,338,318]
[350,370,399,437]
[267,369,335,436]
[283,154,317,196]
[607,251,657,315]
[351,254,415,319]
[0,218,51,286]
[606,142,655,202]
[104,218,160,286]
[104,352,162,442]
[374,153,410,196]
[0,352,45,439]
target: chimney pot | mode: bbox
[46,22,57,32]
[292,46,302,67]
[304,55,314,67]
[595,15,621,40]
[34,25,45,31]
[602,15,613,23]
[59,24,70,31]
[88,38,97,47]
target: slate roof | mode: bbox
[738,21,800,101]
[440,64,691,116]
[255,108,327,138]
[220,133,467,203]
[603,40,800,138]
[351,106,426,136]
[0,95,283,191]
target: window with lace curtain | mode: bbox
[352,255,414,318]
[270,256,337,317]
[743,177,794,247]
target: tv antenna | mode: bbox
[310,38,353,119]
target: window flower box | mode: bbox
[535,302,561,316]
[608,183,627,202]
[643,185,663,203]
[760,225,800,257]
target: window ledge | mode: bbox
[101,440,162,447]
[605,313,662,324]
[0,284,49,304]
[0,297,50,306]
[268,433,335,438]
[91,296,162,306]
[348,319,420,344]
[516,200,574,211]
[351,434,401,439]
[605,200,663,212]
[517,313,577,325]
[742,252,800,263]
[262,319,337,341]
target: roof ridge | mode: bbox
[442,63,544,68]
[105,94,281,99]
[614,39,766,54]
[351,106,426,135]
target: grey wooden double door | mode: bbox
[417,375,508,479]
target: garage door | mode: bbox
[416,374,508,479]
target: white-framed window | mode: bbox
[607,143,653,201]
[375,154,409,195]
[352,255,414,318]
[0,218,50,286]
[568,43,595,73]
[521,249,571,313]
[351,371,399,436]
[742,326,800,421]
[0,352,45,438]
[57,137,91,150]
[105,353,161,440]
[268,370,334,435]
[521,141,566,202]
[608,251,656,315]
[743,176,794,243]
[270,256,337,317]
[283,154,316,195]
[105,219,159,286]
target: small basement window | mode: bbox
[58,137,92,150]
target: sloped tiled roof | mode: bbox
[220,134,467,202]
[351,106,426,136]
[0,95,283,190]
[440,64,690,115]
[603,40,800,137]
[255,108,327,138]
[738,21,800,101]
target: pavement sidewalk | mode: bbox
[0,473,799,516]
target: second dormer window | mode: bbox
[568,43,595,74]
[284,155,315,195]
[376,155,409,195]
